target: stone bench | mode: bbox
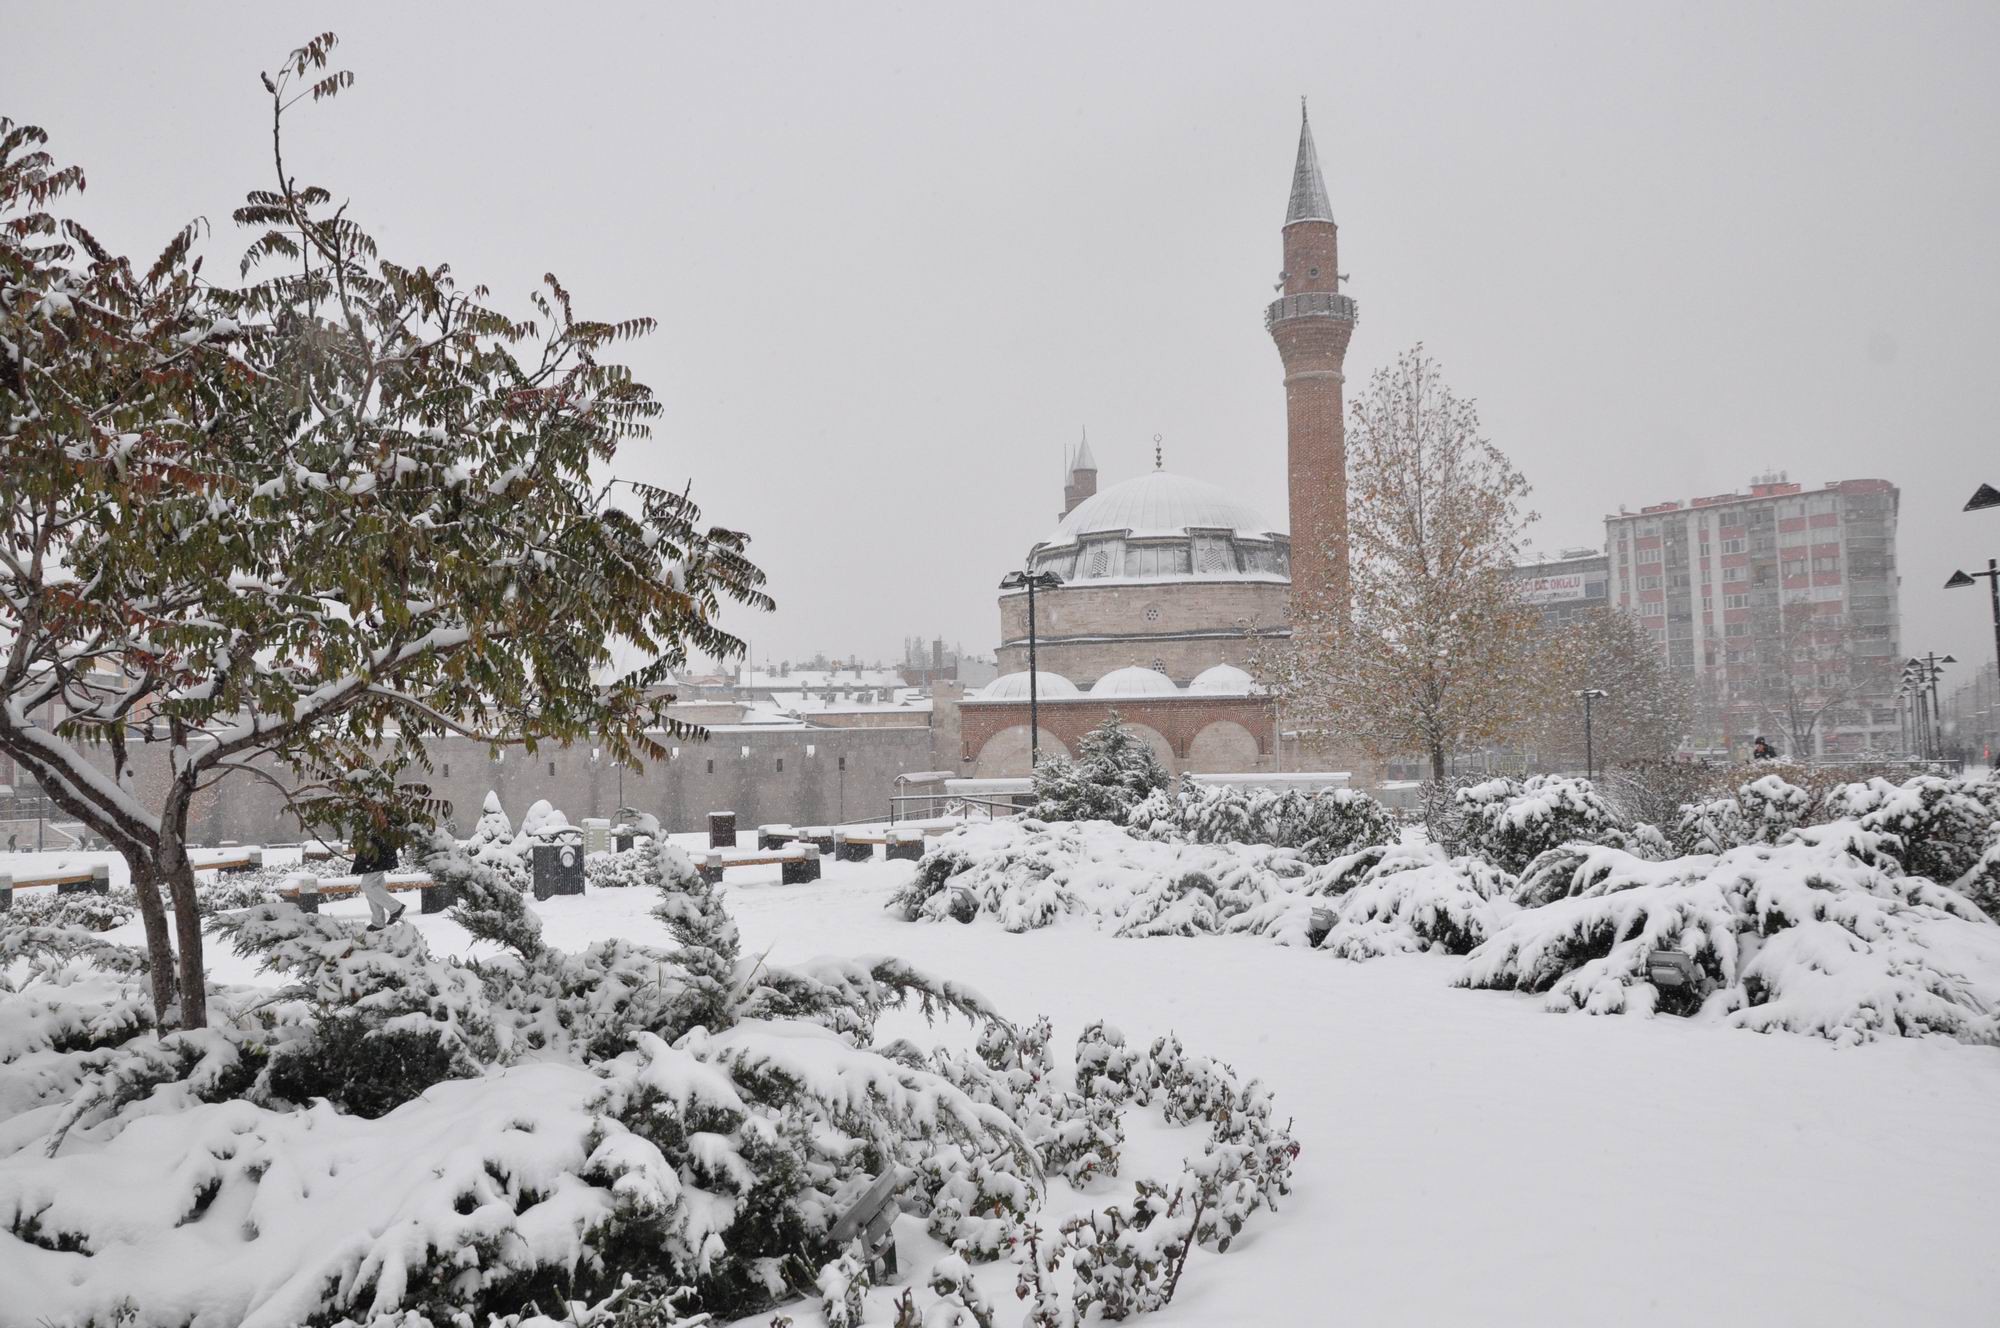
[833,828,927,862]
[695,844,822,886]
[278,873,455,915]
[0,863,111,911]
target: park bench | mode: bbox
[0,863,112,911]
[826,1169,901,1276]
[277,873,456,915]
[695,844,822,887]
[832,828,927,863]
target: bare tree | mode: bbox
[1735,598,1868,758]
[1527,609,1692,770]
[1275,345,1538,779]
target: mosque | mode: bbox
[947,105,1358,777]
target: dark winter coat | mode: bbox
[352,826,401,875]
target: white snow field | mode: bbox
[73,841,1998,1328]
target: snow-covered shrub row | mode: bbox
[1461,832,2000,1044]
[0,829,1304,1327]
[0,885,136,933]
[1127,778,1397,864]
[897,821,1522,960]
[896,809,2000,1048]
[0,837,1030,1326]
[891,819,1305,938]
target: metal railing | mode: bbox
[1264,291,1358,330]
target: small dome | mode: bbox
[1189,664,1256,695]
[979,670,1079,701]
[1090,666,1178,698]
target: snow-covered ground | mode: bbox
[87,841,2000,1327]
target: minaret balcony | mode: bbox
[1264,290,1358,332]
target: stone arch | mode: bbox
[1185,720,1263,774]
[973,726,1070,778]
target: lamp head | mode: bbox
[1966,483,2000,512]
[1946,570,1978,589]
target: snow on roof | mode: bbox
[1089,666,1178,699]
[1189,663,1257,695]
[977,670,1079,701]
[1042,471,1283,546]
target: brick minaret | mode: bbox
[1060,428,1098,519]
[1266,102,1357,617]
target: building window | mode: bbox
[548,761,556,777]
[1637,548,1662,564]
[806,744,816,757]
[776,758,784,772]
[1813,555,1840,573]
[1724,594,1749,609]
[1143,604,1163,623]
[706,760,714,775]
[838,756,847,772]
[1638,575,1663,590]
[1720,538,1747,553]
[442,763,450,778]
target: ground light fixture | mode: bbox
[998,568,1066,770]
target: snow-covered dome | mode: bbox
[978,670,1079,701]
[1048,472,1281,544]
[1089,666,1178,699]
[1027,471,1290,584]
[1188,664,1256,695]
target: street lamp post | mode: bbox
[999,567,1065,770]
[1946,559,2000,700]
[1576,688,1608,780]
[1905,654,1955,761]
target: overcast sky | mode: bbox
[13,3,2000,681]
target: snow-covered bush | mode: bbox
[1457,830,2000,1043]
[1130,779,1396,863]
[895,820,1313,940]
[1309,844,1518,960]
[2,885,135,932]
[1822,774,1994,886]
[585,843,659,890]
[1456,774,1627,874]
[1673,774,1815,855]
[1029,712,1171,823]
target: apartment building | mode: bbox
[1604,474,1901,756]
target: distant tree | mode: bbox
[0,36,769,1028]
[1527,609,1692,770]
[1736,598,1868,759]
[1277,345,1539,779]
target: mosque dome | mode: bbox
[1029,471,1290,584]
[1089,666,1179,699]
[1188,663,1257,695]
[977,670,1079,701]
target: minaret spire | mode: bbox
[1286,100,1334,226]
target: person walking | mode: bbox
[352,819,407,932]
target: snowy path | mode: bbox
[151,849,2000,1326]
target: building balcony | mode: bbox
[1265,290,1359,331]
